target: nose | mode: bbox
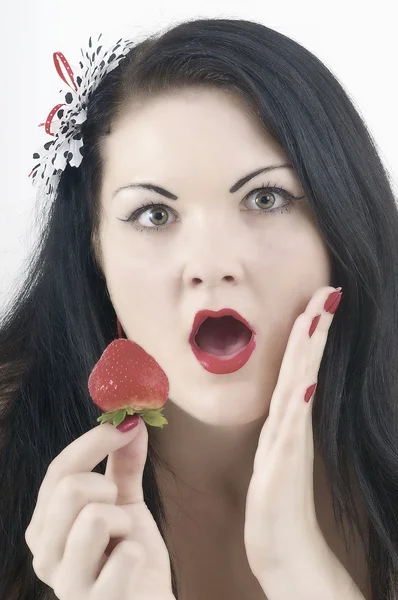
[182,218,246,289]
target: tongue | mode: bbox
[195,316,252,356]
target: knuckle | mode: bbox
[46,457,62,478]
[32,554,50,579]
[57,474,86,502]
[98,476,118,502]
[90,473,119,502]
[79,503,107,527]
[47,450,76,480]
[114,540,144,562]
[281,428,298,454]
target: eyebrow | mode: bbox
[112,163,294,201]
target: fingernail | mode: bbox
[328,290,343,315]
[308,314,321,338]
[116,414,141,433]
[324,288,343,313]
[304,382,317,403]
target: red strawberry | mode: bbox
[88,338,169,428]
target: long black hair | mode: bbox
[1,17,397,600]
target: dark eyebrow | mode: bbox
[112,163,294,201]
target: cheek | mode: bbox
[254,227,332,319]
[101,240,175,334]
[251,229,310,278]
[257,221,330,272]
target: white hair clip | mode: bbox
[29,34,134,199]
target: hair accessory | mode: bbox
[29,34,134,200]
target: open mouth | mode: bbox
[194,316,253,356]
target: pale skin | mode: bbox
[93,87,371,599]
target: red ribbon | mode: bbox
[29,52,79,179]
[38,52,78,136]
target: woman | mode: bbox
[0,16,397,600]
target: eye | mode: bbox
[244,185,295,213]
[119,182,305,234]
[131,202,173,230]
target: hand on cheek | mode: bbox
[243,287,364,599]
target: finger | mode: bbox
[104,419,171,576]
[104,416,148,505]
[32,472,118,572]
[258,382,319,530]
[54,503,133,595]
[26,421,140,542]
[92,540,145,600]
[266,303,334,490]
[267,286,338,426]
[256,287,339,459]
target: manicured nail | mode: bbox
[308,314,321,338]
[304,382,317,403]
[116,414,140,433]
[324,288,342,313]
[328,290,343,315]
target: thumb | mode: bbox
[104,416,148,505]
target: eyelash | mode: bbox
[121,181,303,234]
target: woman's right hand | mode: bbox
[25,415,176,600]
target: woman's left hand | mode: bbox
[243,286,365,600]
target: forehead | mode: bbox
[100,88,291,193]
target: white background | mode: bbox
[1,0,397,314]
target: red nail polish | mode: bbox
[328,291,342,315]
[324,288,342,313]
[304,383,317,403]
[116,414,140,432]
[308,314,321,338]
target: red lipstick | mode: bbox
[189,308,256,375]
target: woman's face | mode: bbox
[97,87,332,426]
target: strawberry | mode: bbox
[88,338,169,428]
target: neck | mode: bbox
[150,399,266,511]
[149,399,365,530]
[149,400,370,599]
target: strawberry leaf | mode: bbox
[96,406,168,429]
[97,412,114,424]
[112,409,127,427]
[140,408,168,428]
[96,410,121,425]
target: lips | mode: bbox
[189,308,257,375]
